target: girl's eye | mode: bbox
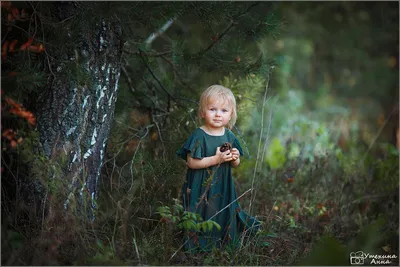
[210,108,215,111]
[222,109,227,113]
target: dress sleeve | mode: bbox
[176,133,204,160]
[232,134,244,156]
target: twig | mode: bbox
[137,217,159,222]
[128,125,152,192]
[121,65,135,92]
[151,112,167,160]
[159,54,194,91]
[175,96,198,105]
[7,23,30,37]
[123,49,172,57]
[27,0,57,82]
[43,14,76,25]
[169,240,188,262]
[199,21,235,57]
[1,28,10,43]
[207,188,252,221]
[138,50,177,102]
[249,73,270,214]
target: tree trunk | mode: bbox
[37,6,123,220]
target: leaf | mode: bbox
[156,206,166,214]
[172,203,184,215]
[207,221,213,232]
[261,242,270,247]
[2,40,9,58]
[201,222,207,233]
[28,45,44,53]
[196,213,203,221]
[182,213,189,220]
[19,38,33,51]
[266,233,278,238]
[212,221,221,231]
[188,220,196,231]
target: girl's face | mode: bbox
[201,96,232,129]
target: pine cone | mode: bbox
[220,142,232,152]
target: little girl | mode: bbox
[176,85,261,252]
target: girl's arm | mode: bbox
[187,147,233,169]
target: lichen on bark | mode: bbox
[37,16,123,220]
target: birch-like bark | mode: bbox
[37,12,123,220]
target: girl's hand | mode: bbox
[215,147,233,164]
[231,148,240,161]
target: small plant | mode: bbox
[156,201,221,261]
[156,202,221,233]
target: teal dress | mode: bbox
[176,127,261,252]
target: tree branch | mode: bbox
[123,49,172,57]
[138,50,177,102]
[122,65,135,92]
[159,55,194,91]
[199,21,235,57]
[195,1,261,58]
[144,17,176,47]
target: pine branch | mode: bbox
[200,21,235,57]
[195,1,261,58]
[138,50,177,102]
[159,55,194,91]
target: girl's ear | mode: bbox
[200,111,204,118]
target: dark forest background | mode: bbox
[1,1,399,266]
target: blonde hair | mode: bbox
[198,84,237,129]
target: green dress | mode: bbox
[176,127,261,252]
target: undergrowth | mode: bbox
[2,126,398,266]
[1,76,398,266]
